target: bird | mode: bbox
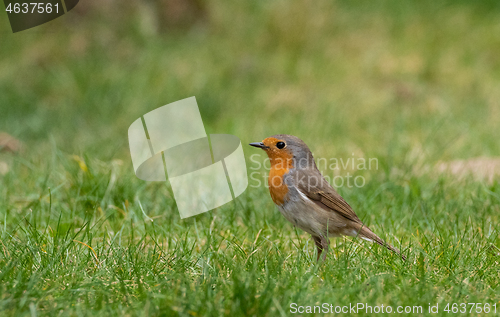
[249,134,406,261]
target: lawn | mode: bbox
[0,0,499,315]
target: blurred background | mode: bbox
[1,0,499,159]
[1,0,500,205]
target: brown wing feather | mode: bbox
[294,169,406,260]
[296,170,362,224]
[316,191,362,224]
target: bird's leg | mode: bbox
[313,236,323,261]
[320,235,329,261]
[313,235,330,262]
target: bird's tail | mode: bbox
[358,226,406,261]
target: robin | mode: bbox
[250,134,406,261]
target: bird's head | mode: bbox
[249,134,314,169]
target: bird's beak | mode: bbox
[249,142,267,149]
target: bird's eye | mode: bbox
[276,141,286,149]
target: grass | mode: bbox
[1,0,500,315]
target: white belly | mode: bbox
[278,195,323,236]
[277,186,346,238]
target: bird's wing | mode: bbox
[295,169,362,224]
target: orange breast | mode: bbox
[260,136,295,206]
[268,157,293,206]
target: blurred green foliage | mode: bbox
[1,0,500,160]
